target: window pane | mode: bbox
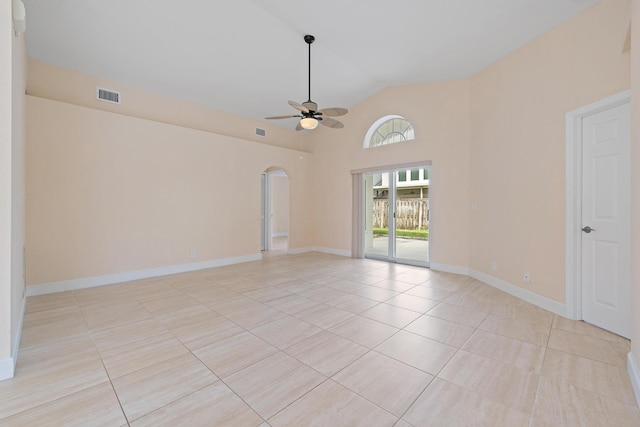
[423,168,429,179]
[366,117,415,148]
[406,127,415,140]
[410,169,419,181]
[398,171,407,182]
[371,133,383,147]
[379,120,394,136]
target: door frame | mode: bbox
[359,164,431,268]
[565,89,631,321]
[261,169,289,252]
[260,173,270,251]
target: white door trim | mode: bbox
[260,173,267,251]
[565,90,631,320]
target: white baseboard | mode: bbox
[430,263,470,275]
[312,247,352,257]
[287,246,351,257]
[0,295,25,381]
[0,358,13,381]
[272,232,289,238]
[469,269,565,316]
[629,352,640,408]
[26,253,262,296]
[286,246,313,255]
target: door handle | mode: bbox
[581,226,596,233]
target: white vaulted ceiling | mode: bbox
[23,0,598,128]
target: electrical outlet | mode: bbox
[524,272,531,283]
[491,261,497,272]
[189,249,197,259]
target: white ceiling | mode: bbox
[23,0,598,129]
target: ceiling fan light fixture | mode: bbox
[300,117,318,130]
[265,34,347,131]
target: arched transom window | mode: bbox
[364,115,415,148]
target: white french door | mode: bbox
[364,166,430,267]
[581,101,631,338]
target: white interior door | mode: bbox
[581,101,630,338]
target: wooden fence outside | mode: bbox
[373,199,429,230]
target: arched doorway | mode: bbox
[261,168,289,256]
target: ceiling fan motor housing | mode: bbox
[302,101,318,113]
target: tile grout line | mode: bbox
[170,348,268,426]
[528,312,558,426]
[81,287,131,426]
[11,255,638,425]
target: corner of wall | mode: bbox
[430,263,470,276]
[313,247,352,257]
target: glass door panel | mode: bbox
[394,168,429,265]
[364,172,390,259]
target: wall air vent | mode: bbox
[96,87,120,104]
[255,128,266,137]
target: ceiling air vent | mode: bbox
[255,128,266,137]
[96,87,120,104]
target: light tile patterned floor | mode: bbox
[1,252,639,426]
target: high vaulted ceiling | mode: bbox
[23,0,598,129]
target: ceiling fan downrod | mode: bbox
[304,34,315,105]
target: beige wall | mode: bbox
[469,0,630,302]
[309,79,471,266]
[630,0,640,375]
[1,0,27,379]
[27,60,310,154]
[26,96,313,286]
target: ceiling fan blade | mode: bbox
[265,115,300,120]
[295,122,304,131]
[288,100,309,113]
[319,117,344,129]
[318,107,348,117]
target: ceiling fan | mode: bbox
[266,34,348,131]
